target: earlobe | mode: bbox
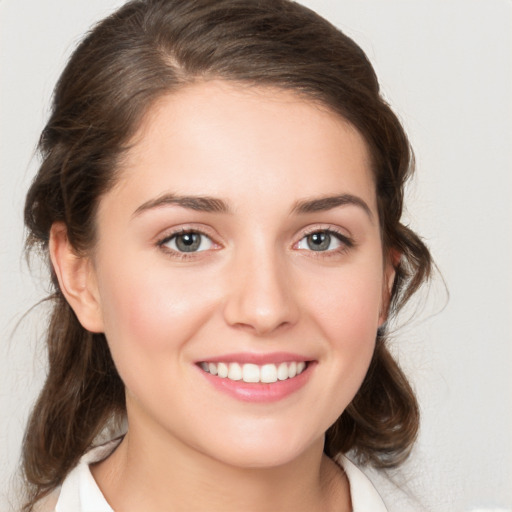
[49,222,104,333]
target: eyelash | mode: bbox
[297,227,354,258]
[156,226,354,261]
[157,228,216,261]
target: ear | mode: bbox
[378,249,400,326]
[49,222,104,333]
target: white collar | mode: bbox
[335,454,388,511]
[55,441,387,511]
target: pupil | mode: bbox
[176,233,200,252]
[307,232,330,251]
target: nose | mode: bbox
[222,246,300,336]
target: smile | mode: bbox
[199,361,307,383]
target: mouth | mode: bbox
[196,353,315,402]
[198,360,308,383]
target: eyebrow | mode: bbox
[133,194,231,217]
[133,192,373,220]
[291,194,373,220]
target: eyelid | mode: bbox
[156,225,223,258]
[161,231,213,252]
[155,223,220,244]
[293,225,355,254]
[154,223,354,260]
[297,224,353,243]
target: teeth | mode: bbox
[261,363,277,383]
[242,363,260,383]
[200,361,307,383]
[227,362,242,381]
[217,362,228,378]
[277,362,288,381]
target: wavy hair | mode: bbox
[22,0,432,509]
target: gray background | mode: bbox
[1,1,511,510]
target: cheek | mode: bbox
[308,265,384,342]
[302,262,384,409]
[96,263,217,363]
[95,266,223,415]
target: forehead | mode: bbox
[110,80,376,214]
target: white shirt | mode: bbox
[38,440,388,512]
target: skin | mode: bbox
[51,80,395,511]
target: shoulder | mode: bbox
[34,439,120,512]
[335,454,388,512]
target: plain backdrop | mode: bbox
[1,1,511,511]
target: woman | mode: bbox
[22,0,431,510]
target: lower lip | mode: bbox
[197,363,315,403]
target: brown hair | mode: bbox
[22,0,432,508]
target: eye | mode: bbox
[160,231,214,253]
[296,230,350,252]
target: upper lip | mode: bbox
[196,352,313,365]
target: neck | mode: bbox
[91,421,350,512]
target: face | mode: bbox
[83,81,392,468]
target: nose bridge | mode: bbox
[223,235,298,335]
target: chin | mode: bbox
[200,427,322,470]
